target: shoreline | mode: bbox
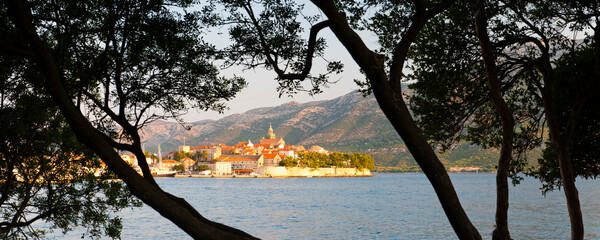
[173,174,375,178]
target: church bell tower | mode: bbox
[265,123,276,139]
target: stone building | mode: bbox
[200,162,231,175]
[262,153,282,167]
[216,155,264,171]
[192,145,222,161]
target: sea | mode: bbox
[52,173,599,239]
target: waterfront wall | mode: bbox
[256,166,372,177]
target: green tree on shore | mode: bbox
[172,164,186,172]
[293,152,374,170]
[279,156,297,167]
[192,150,209,161]
[195,164,211,172]
[174,151,191,161]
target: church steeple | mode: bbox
[265,123,276,139]
[157,144,162,164]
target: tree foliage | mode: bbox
[396,1,600,238]
[173,151,191,161]
[293,152,374,170]
[213,0,483,238]
[407,1,542,179]
[172,164,186,172]
[279,156,297,167]
[209,0,343,96]
[529,46,600,193]
[194,164,211,172]
[192,150,209,161]
[4,0,598,238]
[408,0,600,185]
[2,0,256,238]
[0,55,140,239]
[211,0,599,238]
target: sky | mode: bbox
[181,6,380,122]
[174,1,584,123]
[183,63,360,122]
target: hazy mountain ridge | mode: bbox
[141,91,403,152]
[140,91,501,169]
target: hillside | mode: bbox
[140,91,502,170]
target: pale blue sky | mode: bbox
[183,4,380,122]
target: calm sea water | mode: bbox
[55,173,599,239]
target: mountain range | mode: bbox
[140,91,500,170]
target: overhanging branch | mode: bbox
[242,1,330,81]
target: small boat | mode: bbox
[152,172,176,178]
[150,167,177,178]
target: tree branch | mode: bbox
[310,0,481,238]
[5,1,258,237]
[470,0,515,238]
[389,0,455,91]
[242,1,330,80]
[0,39,37,59]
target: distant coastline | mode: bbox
[374,166,496,173]
[171,166,373,178]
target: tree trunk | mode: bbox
[372,83,483,240]
[545,120,584,240]
[310,1,482,239]
[554,140,584,240]
[539,64,584,240]
[6,1,257,239]
[470,1,514,239]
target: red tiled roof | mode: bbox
[263,153,279,159]
[254,144,272,148]
[222,157,259,162]
[162,160,180,164]
[242,149,256,154]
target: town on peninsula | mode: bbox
[121,125,374,178]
